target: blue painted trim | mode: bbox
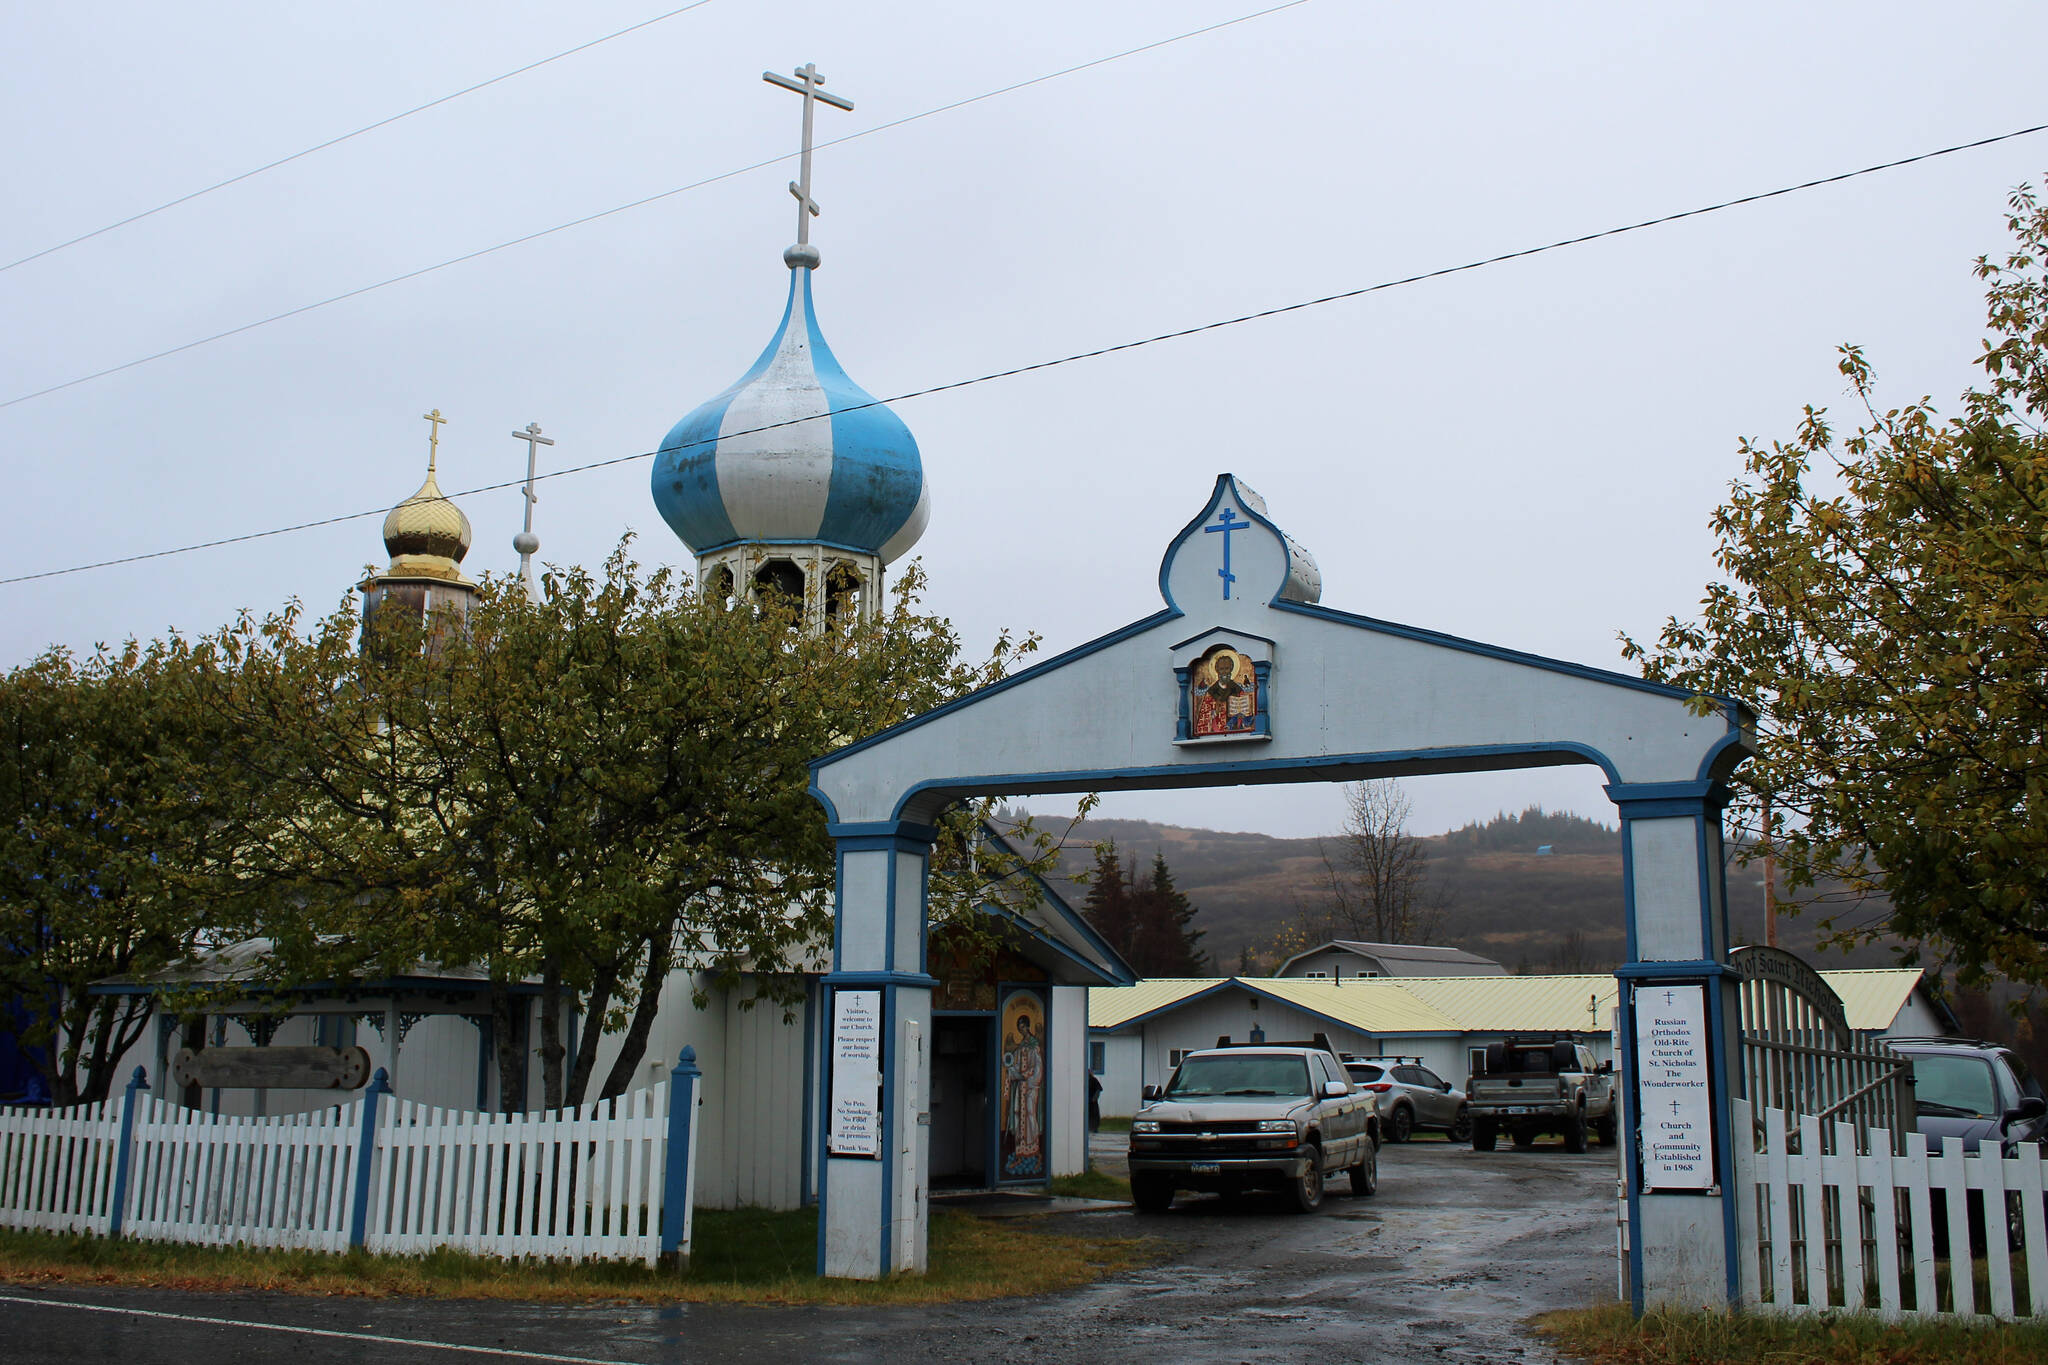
[107,1066,148,1237]
[976,900,1125,987]
[1616,982,1647,1315]
[824,970,941,988]
[347,1067,390,1249]
[1706,979,1741,1303]
[878,984,897,1275]
[800,980,817,1207]
[662,1047,701,1258]
[1271,597,1726,705]
[814,984,833,1277]
[475,1015,492,1111]
[1095,978,1236,1032]
[1157,475,1274,611]
[1168,624,1279,652]
[881,740,1624,825]
[884,840,898,975]
[1694,707,1757,784]
[828,822,941,845]
[1614,961,1740,981]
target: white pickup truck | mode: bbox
[1465,1038,1617,1153]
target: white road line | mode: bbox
[0,1293,648,1364]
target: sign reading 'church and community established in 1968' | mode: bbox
[827,990,883,1159]
[1633,984,1715,1191]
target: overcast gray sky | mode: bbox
[4,1,2043,838]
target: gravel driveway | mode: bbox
[0,1139,1620,1364]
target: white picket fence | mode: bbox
[0,1062,696,1266]
[371,1091,670,1260]
[1735,1098,2048,1320]
[125,1095,361,1250]
[0,1097,122,1234]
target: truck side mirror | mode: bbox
[1599,1060,1613,1074]
[1322,1080,1348,1098]
[1142,1085,1163,1102]
[2005,1095,2046,1130]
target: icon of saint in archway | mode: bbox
[1191,645,1258,737]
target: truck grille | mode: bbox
[1159,1120,1261,1134]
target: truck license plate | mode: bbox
[1505,1106,1530,1114]
[1191,1162,1220,1174]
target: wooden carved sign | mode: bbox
[172,1044,373,1091]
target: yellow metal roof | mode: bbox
[1816,969,1925,1032]
[1394,974,1619,1034]
[1090,968,1927,1036]
[1248,978,1463,1034]
[1089,978,1227,1029]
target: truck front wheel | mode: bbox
[1132,1175,1175,1213]
[1593,1112,1617,1146]
[1471,1118,1497,1151]
[1291,1149,1326,1213]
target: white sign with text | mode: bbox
[828,990,883,1159]
[1633,983,1715,1190]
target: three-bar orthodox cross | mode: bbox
[510,422,554,604]
[763,62,854,248]
[422,408,447,471]
[1205,507,1246,599]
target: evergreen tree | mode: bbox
[1085,845,1207,977]
[1134,851,1207,976]
[1080,841,1134,961]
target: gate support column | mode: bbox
[818,821,937,1279]
[1609,781,1743,1313]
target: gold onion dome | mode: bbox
[379,410,474,583]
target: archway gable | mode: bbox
[813,474,1751,828]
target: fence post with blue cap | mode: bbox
[106,1065,148,1237]
[346,1067,390,1251]
[660,1046,701,1268]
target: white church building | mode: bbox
[96,122,1134,1206]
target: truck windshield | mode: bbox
[1166,1054,1311,1098]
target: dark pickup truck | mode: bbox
[1466,1038,1617,1153]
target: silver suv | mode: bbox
[1344,1056,1472,1143]
[1128,1044,1380,1213]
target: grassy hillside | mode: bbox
[1048,809,1908,975]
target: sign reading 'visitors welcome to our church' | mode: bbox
[828,990,883,1158]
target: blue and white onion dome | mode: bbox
[651,262,929,564]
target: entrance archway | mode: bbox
[810,475,1752,1310]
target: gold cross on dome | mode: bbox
[422,408,447,470]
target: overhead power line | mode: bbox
[0,0,1313,412]
[0,2,718,275]
[5,122,2043,589]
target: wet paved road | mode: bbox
[0,1139,1620,1364]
